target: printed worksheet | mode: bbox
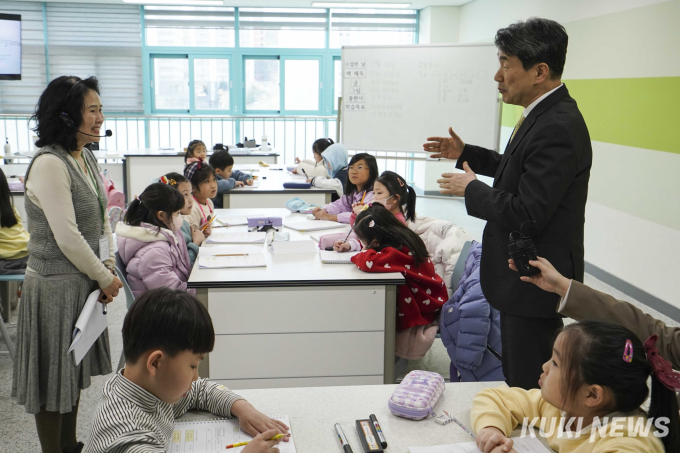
[408,437,551,453]
[167,415,295,453]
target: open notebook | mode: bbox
[319,250,360,264]
[168,415,295,453]
[408,437,551,453]
[283,219,344,232]
[206,232,267,244]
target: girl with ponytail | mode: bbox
[471,320,678,453]
[334,171,416,252]
[351,204,448,335]
[116,183,194,297]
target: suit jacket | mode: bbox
[457,85,592,317]
[560,281,680,370]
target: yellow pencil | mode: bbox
[225,433,286,449]
[360,192,366,203]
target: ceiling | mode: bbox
[31,0,476,9]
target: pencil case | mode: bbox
[283,182,312,189]
[388,370,445,420]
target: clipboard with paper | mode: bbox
[67,289,108,366]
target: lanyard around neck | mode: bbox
[193,195,213,223]
[70,152,105,231]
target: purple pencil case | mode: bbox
[388,370,445,420]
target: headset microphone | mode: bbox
[60,112,113,138]
[78,129,113,138]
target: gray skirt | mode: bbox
[11,271,112,414]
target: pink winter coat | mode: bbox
[116,222,195,298]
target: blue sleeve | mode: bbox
[216,177,236,193]
[231,170,252,182]
[180,221,199,268]
[454,270,491,371]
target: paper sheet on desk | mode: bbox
[207,232,266,244]
[283,219,344,231]
[67,290,108,366]
[409,437,551,453]
[215,216,264,226]
[199,245,264,257]
[168,415,295,453]
[199,254,266,268]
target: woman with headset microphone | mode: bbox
[12,76,123,453]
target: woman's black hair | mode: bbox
[312,138,334,155]
[376,171,417,222]
[184,162,217,191]
[162,172,189,187]
[353,203,429,266]
[123,287,215,364]
[345,153,379,197]
[124,182,184,233]
[0,169,19,228]
[31,75,100,152]
[184,139,206,163]
[559,321,679,452]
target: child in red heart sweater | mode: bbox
[350,204,448,331]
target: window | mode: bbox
[194,59,230,110]
[153,57,189,111]
[239,8,326,48]
[330,9,417,48]
[284,59,320,111]
[334,58,342,111]
[244,58,280,112]
[144,7,235,47]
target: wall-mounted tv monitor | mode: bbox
[0,13,22,80]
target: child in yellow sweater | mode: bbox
[471,320,679,453]
[0,169,29,273]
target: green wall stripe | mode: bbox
[501,77,680,154]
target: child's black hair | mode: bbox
[208,150,234,171]
[559,321,679,452]
[184,139,206,163]
[0,169,19,229]
[354,203,429,266]
[312,138,334,155]
[162,172,189,188]
[124,182,184,233]
[375,171,417,222]
[123,287,215,364]
[345,153,379,197]
[184,161,217,191]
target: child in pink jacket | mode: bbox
[116,183,194,297]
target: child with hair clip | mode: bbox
[184,139,207,164]
[160,172,205,269]
[183,160,217,233]
[116,183,194,297]
[311,151,378,223]
[0,169,29,274]
[292,137,333,177]
[351,204,449,358]
[334,171,416,252]
[472,320,678,453]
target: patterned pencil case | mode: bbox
[388,370,445,420]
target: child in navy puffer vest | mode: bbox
[440,241,504,382]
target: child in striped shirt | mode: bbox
[85,288,289,453]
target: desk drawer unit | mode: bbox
[207,286,387,388]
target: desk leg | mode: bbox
[383,285,397,384]
[222,193,230,209]
[324,193,332,204]
[195,288,211,378]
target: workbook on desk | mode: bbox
[216,215,265,227]
[199,254,266,269]
[408,437,550,453]
[168,415,295,453]
[283,219,344,231]
[206,232,267,244]
[319,250,360,264]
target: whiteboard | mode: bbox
[341,43,501,153]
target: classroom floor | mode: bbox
[1,271,676,452]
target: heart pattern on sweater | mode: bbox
[438,297,444,301]
[411,288,418,293]
[366,261,373,269]
[422,299,430,305]
[426,288,432,295]
[404,264,410,269]
[384,263,391,268]
[404,297,412,304]
[408,252,413,256]
[398,313,404,316]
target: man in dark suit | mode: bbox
[424,18,592,389]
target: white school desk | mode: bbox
[223,167,335,209]
[189,208,405,390]
[121,148,279,201]
[177,382,554,452]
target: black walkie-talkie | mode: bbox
[508,231,540,276]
